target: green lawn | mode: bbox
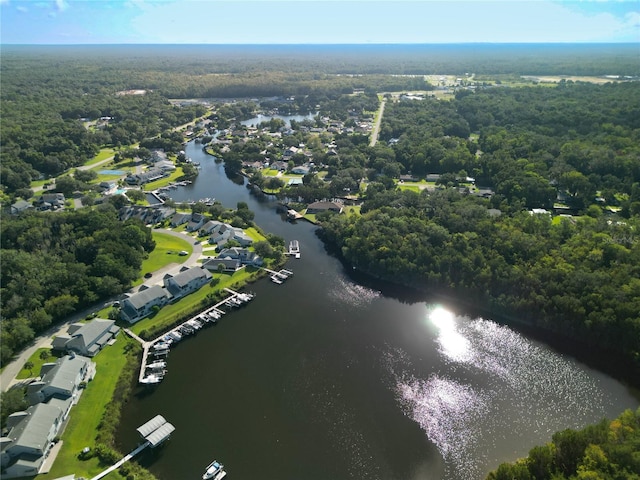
[44,338,133,480]
[143,168,184,191]
[133,232,192,285]
[130,267,260,338]
[398,185,420,192]
[85,148,116,166]
[344,205,361,216]
[15,348,57,379]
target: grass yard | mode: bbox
[143,168,184,191]
[343,205,361,216]
[398,185,420,192]
[130,266,259,337]
[133,232,192,285]
[15,348,57,379]
[44,337,134,480]
[85,148,116,166]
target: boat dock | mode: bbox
[90,415,174,480]
[287,240,301,258]
[261,267,294,284]
[125,288,255,385]
[90,442,150,480]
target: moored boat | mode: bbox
[202,460,224,480]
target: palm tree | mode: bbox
[39,350,49,361]
[24,361,34,376]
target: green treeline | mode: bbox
[487,407,640,479]
[320,189,640,374]
[0,206,155,364]
[318,81,640,379]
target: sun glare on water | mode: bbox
[429,307,472,363]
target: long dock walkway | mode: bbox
[90,441,150,480]
[126,288,256,384]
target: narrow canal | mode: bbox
[116,135,639,480]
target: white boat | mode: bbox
[202,460,224,480]
[187,319,203,330]
[139,374,163,385]
[146,360,167,370]
[168,331,182,342]
[271,275,283,284]
[153,342,171,350]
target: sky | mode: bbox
[1,0,639,44]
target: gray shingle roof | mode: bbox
[167,267,211,288]
[6,402,65,452]
[125,285,168,309]
[41,356,90,394]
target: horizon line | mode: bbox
[2,41,639,46]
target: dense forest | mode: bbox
[315,82,640,381]
[487,407,640,479]
[0,206,155,364]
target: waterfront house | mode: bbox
[306,201,344,214]
[202,256,241,272]
[155,160,176,172]
[2,355,94,479]
[206,222,253,248]
[26,355,94,406]
[51,319,120,357]
[120,285,170,323]
[216,247,263,267]
[1,402,70,479]
[163,266,212,299]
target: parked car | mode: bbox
[179,250,188,256]
[144,272,153,278]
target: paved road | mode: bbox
[369,98,386,147]
[0,229,202,393]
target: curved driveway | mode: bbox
[0,229,202,392]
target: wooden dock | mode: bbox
[90,441,150,480]
[127,289,255,385]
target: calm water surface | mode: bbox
[116,139,639,480]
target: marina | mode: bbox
[125,288,257,385]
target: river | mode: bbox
[116,133,639,480]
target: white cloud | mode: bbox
[55,0,68,11]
